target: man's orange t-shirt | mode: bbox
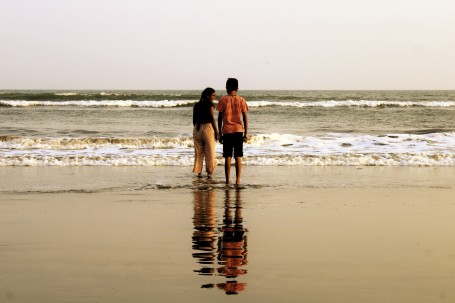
[216,95,248,134]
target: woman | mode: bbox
[193,88,219,177]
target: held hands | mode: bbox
[215,133,248,144]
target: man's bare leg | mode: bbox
[225,157,232,184]
[235,157,242,186]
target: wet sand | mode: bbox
[1,166,455,302]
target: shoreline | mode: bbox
[1,166,454,194]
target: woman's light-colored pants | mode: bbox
[193,124,216,175]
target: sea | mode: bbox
[1,90,454,167]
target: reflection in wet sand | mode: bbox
[192,188,248,295]
[192,189,217,275]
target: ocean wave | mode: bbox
[0,136,194,149]
[247,100,455,108]
[0,155,195,166]
[2,99,455,108]
[54,92,82,96]
[247,132,455,153]
[1,133,454,166]
[0,91,202,102]
[1,153,454,167]
[0,100,197,108]
[1,132,454,151]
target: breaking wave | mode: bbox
[2,99,455,108]
[1,132,454,167]
[1,153,454,167]
[0,136,194,149]
[0,100,197,108]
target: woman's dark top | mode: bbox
[193,101,215,130]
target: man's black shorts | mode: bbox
[222,132,243,158]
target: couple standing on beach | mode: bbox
[192,78,249,186]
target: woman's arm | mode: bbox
[210,107,219,140]
[193,108,197,127]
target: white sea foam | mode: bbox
[0,100,197,107]
[0,155,195,167]
[1,132,454,166]
[54,92,81,96]
[0,136,194,150]
[247,100,455,108]
[1,153,454,167]
[247,132,455,155]
[2,99,455,108]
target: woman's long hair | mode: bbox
[198,87,215,105]
[194,87,215,130]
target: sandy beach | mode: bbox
[1,166,454,302]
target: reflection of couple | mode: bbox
[192,189,248,295]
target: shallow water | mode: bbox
[0,166,453,195]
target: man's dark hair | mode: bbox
[226,78,238,93]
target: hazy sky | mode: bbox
[1,0,454,90]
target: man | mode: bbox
[216,78,249,186]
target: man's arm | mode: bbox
[242,112,249,141]
[218,112,223,143]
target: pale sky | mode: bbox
[1,0,454,90]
